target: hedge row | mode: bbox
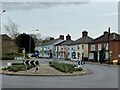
[49,61,83,73]
[2,63,35,72]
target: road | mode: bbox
[1,59,119,88]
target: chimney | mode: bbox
[103,31,108,35]
[49,37,54,40]
[82,30,88,37]
[59,35,64,40]
[66,34,71,40]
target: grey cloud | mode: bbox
[2,2,90,11]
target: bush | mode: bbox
[1,55,14,60]
[1,67,7,71]
[2,64,35,72]
[49,61,83,73]
[11,63,24,65]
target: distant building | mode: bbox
[0,34,18,55]
[35,35,64,58]
[88,31,120,63]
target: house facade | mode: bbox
[88,31,120,63]
[55,34,74,59]
[36,35,64,58]
[68,31,93,60]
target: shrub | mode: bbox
[1,55,14,60]
[49,61,82,73]
[11,63,24,65]
[1,67,7,71]
[2,64,35,72]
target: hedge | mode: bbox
[2,64,35,72]
[49,61,83,73]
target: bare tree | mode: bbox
[3,18,19,39]
[30,33,42,45]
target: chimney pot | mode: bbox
[59,35,64,40]
[66,34,71,40]
[103,31,108,35]
[82,30,88,37]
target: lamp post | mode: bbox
[29,29,39,56]
[0,10,6,15]
[108,27,110,65]
[0,10,6,30]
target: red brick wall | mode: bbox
[2,40,18,54]
[110,40,120,62]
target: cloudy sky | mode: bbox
[1,0,119,40]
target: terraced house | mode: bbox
[88,31,120,63]
[68,31,93,60]
[55,34,74,59]
[37,35,64,58]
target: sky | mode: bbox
[0,0,119,40]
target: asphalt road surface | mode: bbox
[1,59,118,88]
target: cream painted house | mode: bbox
[70,31,93,60]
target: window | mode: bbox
[77,52,80,58]
[68,53,70,56]
[89,53,94,59]
[82,45,84,49]
[71,48,73,50]
[106,43,108,50]
[105,52,109,59]
[91,45,95,51]
[61,48,63,50]
[68,48,69,50]
[98,44,102,50]
[78,47,79,49]
[64,48,66,50]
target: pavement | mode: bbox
[1,64,92,76]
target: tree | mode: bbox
[30,33,43,45]
[15,33,35,53]
[3,18,19,39]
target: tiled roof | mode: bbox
[55,40,74,46]
[68,36,93,45]
[75,36,93,44]
[89,33,120,43]
[1,34,11,41]
[54,41,65,46]
[40,38,62,46]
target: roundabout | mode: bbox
[1,64,92,76]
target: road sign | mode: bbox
[23,60,39,66]
[72,52,76,59]
[35,50,39,57]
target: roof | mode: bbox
[67,36,93,45]
[75,36,93,44]
[0,34,11,41]
[40,38,62,46]
[55,40,74,46]
[89,33,120,43]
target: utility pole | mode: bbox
[108,27,110,65]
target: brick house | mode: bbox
[88,31,120,63]
[0,34,18,55]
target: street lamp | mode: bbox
[29,29,39,55]
[0,10,6,15]
[0,9,6,36]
